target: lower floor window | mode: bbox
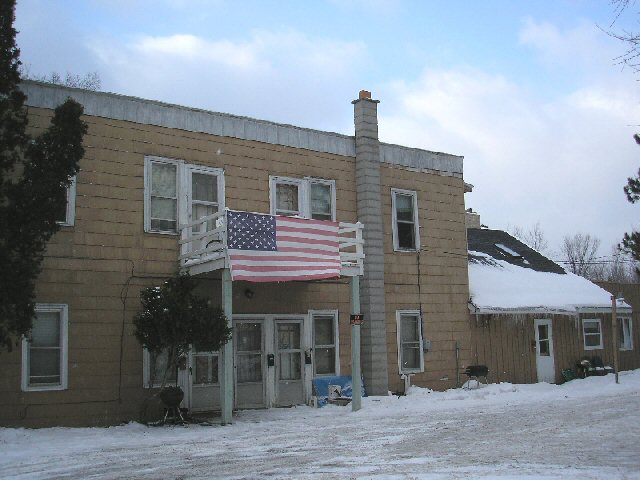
[397,310,424,373]
[22,304,68,391]
[619,317,633,351]
[143,349,178,388]
[192,351,219,385]
[313,312,339,376]
[582,319,603,350]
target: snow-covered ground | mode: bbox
[2,372,640,480]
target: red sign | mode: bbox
[350,314,364,325]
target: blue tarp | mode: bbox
[312,375,367,407]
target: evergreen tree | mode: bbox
[622,149,640,264]
[621,134,639,266]
[134,273,231,389]
[0,0,87,350]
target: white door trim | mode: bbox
[534,318,555,383]
[232,313,310,408]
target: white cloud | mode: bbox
[134,34,258,69]
[378,21,639,254]
[87,29,367,129]
[518,17,633,84]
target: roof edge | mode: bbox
[20,80,356,157]
[21,80,466,177]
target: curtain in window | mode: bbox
[236,323,263,383]
[191,172,218,232]
[311,183,332,220]
[150,350,177,386]
[276,184,299,215]
[150,163,177,231]
[29,312,61,385]
[619,318,632,350]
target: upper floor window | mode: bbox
[396,310,424,374]
[144,156,224,234]
[22,304,69,391]
[392,188,420,251]
[56,176,76,227]
[582,318,603,350]
[269,176,336,221]
[620,317,633,351]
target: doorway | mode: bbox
[233,315,310,409]
[534,318,555,383]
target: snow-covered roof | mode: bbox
[467,229,631,314]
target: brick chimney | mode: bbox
[465,209,481,229]
[352,90,389,396]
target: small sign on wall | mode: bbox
[350,314,364,325]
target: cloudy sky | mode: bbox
[15,0,639,261]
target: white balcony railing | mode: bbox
[179,210,364,278]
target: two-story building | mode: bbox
[0,82,471,427]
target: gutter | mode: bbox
[468,303,632,316]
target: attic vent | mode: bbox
[495,243,522,258]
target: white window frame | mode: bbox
[396,309,424,374]
[391,188,420,252]
[144,156,225,234]
[307,177,337,221]
[190,350,221,386]
[619,317,633,351]
[21,304,69,392]
[582,318,603,350]
[144,156,183,234]
[142,348,178,388]
[310,310,340,376]
[269,176,336,221]
[184,164,225,228]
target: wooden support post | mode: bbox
[612,295,619,384]
[221,268,234,424]
[351,275,362,412]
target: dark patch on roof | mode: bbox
[467,229,566,274]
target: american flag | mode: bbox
[226,210,341,282]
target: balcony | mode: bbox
[179,210,364,279]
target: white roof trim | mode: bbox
[21,81,464,176]
[468,303,632,315]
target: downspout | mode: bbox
[455,341,460,387]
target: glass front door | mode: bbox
[232,316,308,409]
[189,350,220,412]
[275,320,304,406]
[234,320,265,408]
